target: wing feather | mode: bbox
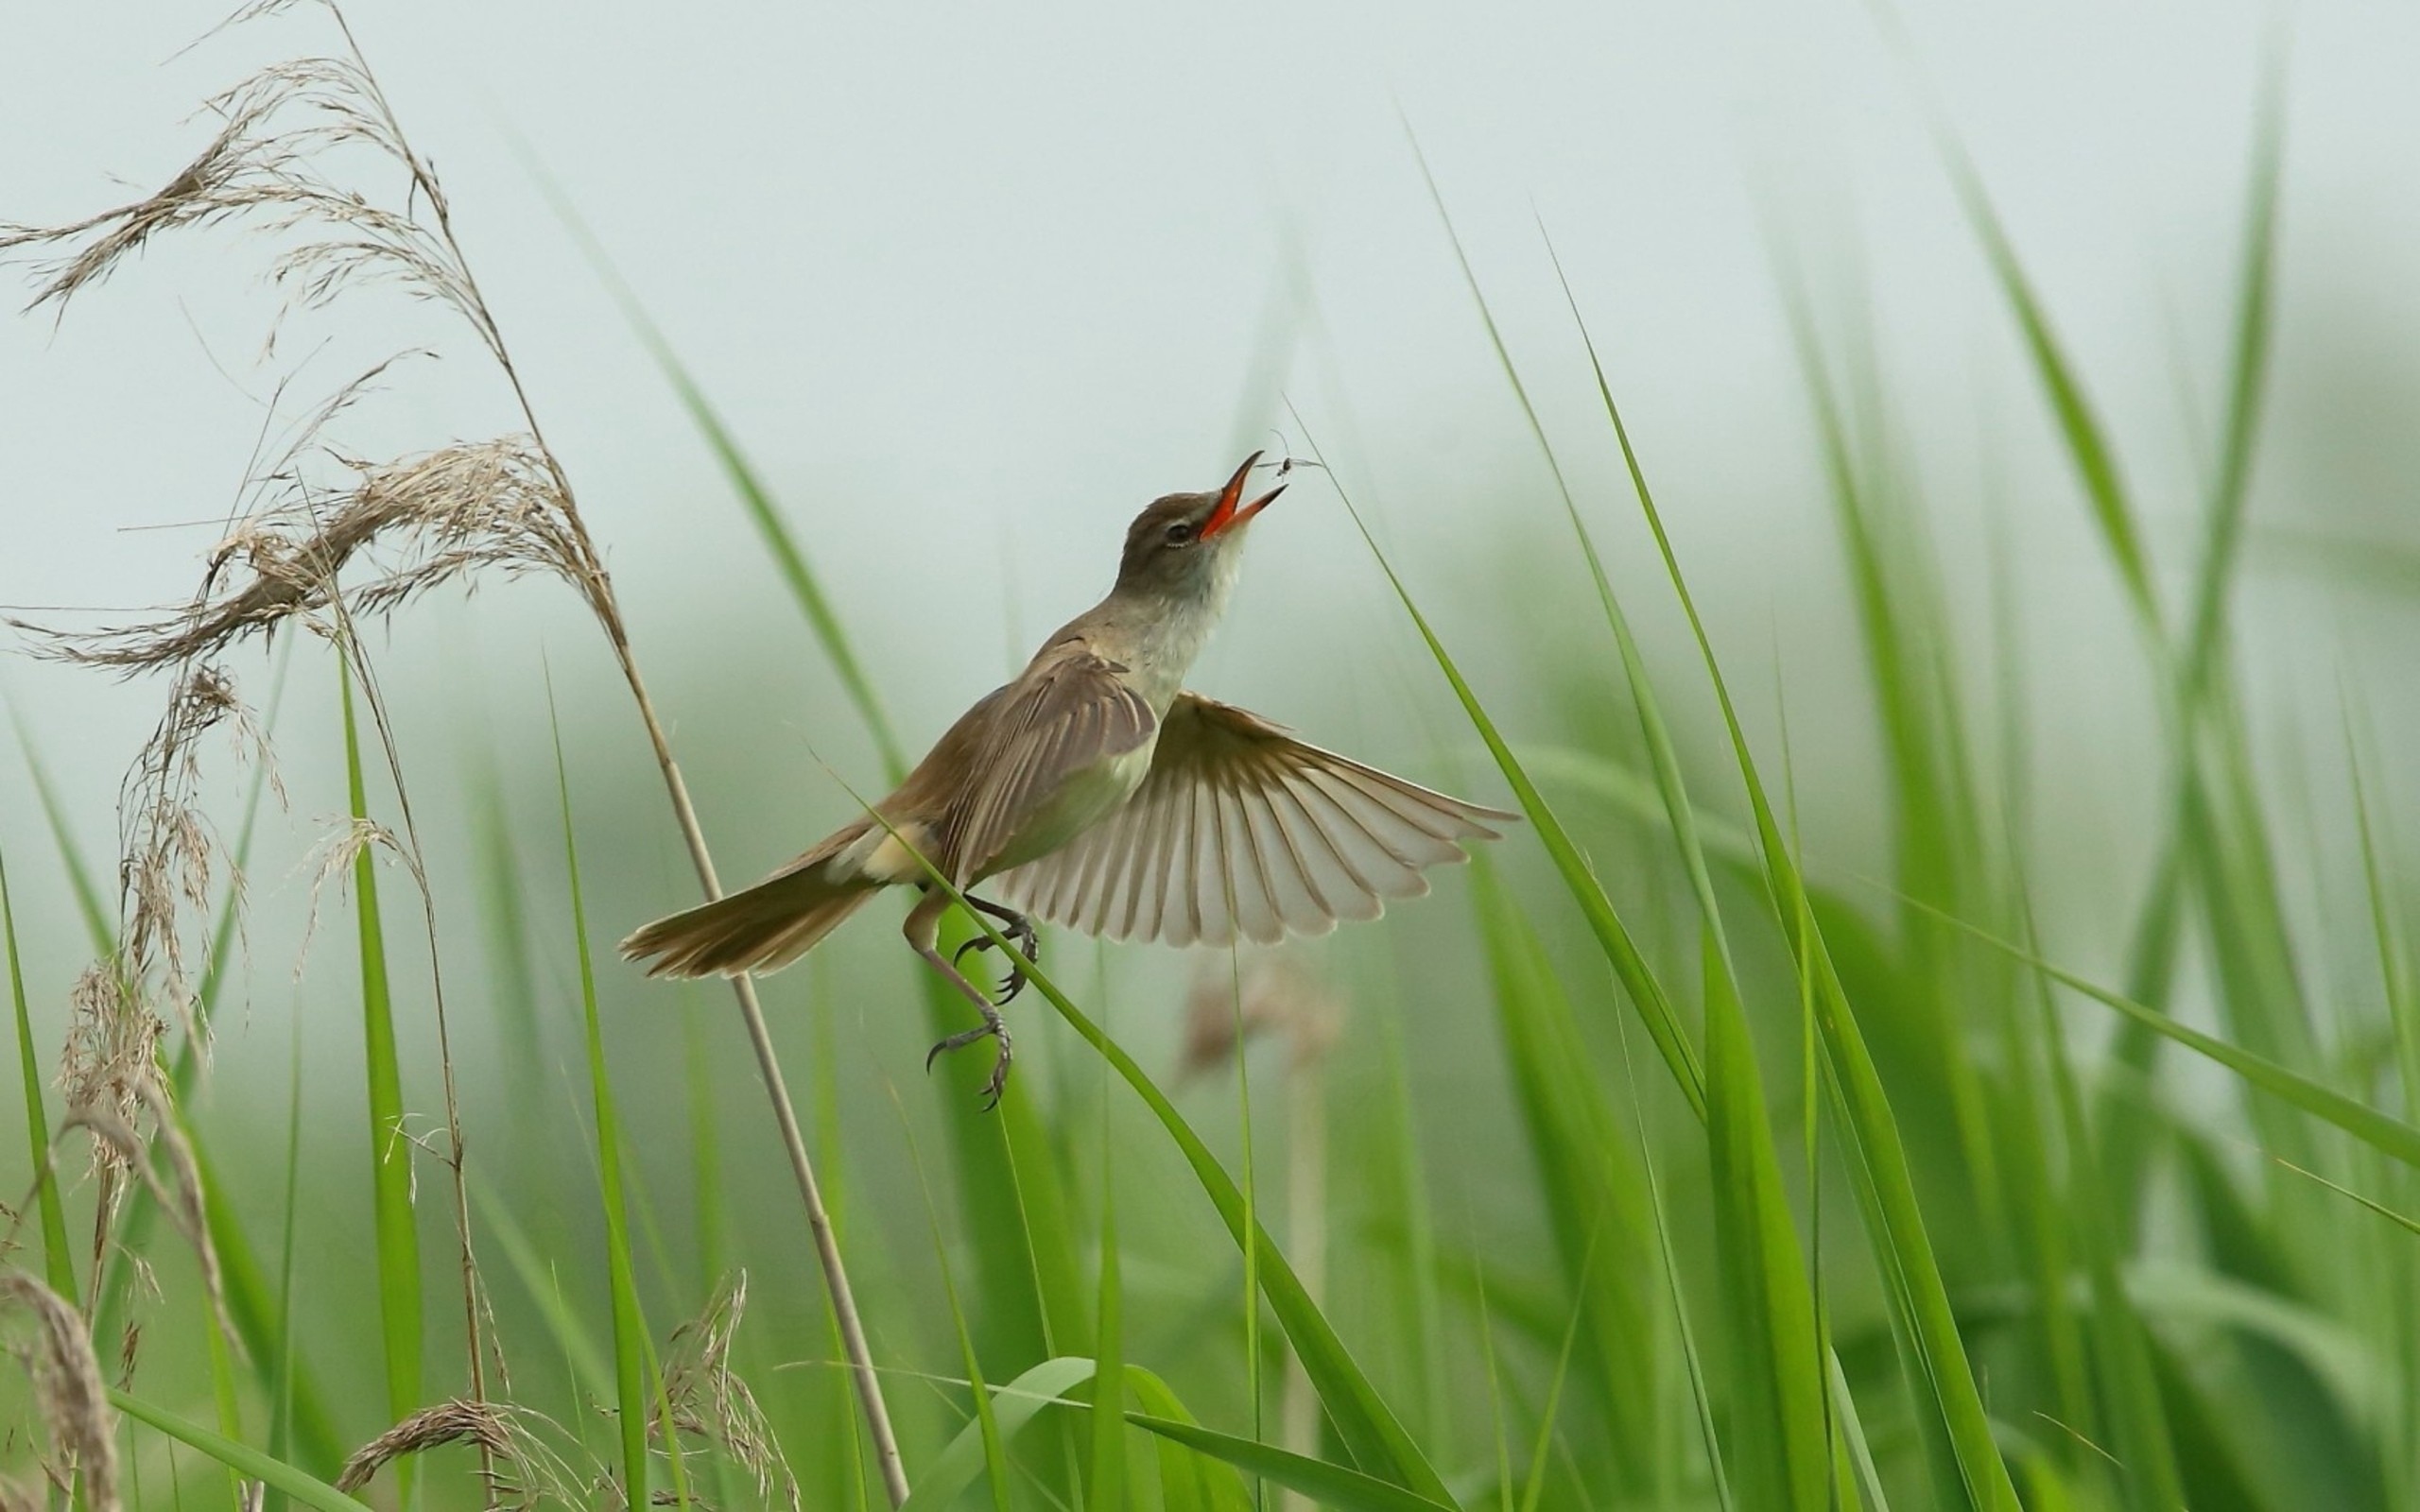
[940,652,1155,884]
[997,693,1515,948]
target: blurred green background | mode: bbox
[8,3,2420,1509]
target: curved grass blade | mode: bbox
[1701,936,1830,1512]
[110,1389,372,1512]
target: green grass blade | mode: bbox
[549,691,654,1508]
[268,1011,305,1512]
[1701,935,1830,1512]
[338,650,423,1476]
[2177,70,2286,707]
[1939,144,2157,628]
[1,842,77,1303]
[1615,1018,1737,1512]
[111,1389,373,1512]
[1089,1076,1127,1509]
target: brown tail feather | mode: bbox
[621,847,880,979]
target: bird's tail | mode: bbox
[620,820,881,979]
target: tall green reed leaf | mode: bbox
[1,845,76,1302]
[550,695,655,1508]
[1701,935,1830,1512]
[338,650,424,1486]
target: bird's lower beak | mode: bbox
[1223,484,1285,534]
[1201,450,1283,540]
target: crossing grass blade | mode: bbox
[338,649,424,1490]
[548,698,656,1508]
[111,1389,373,1512]
[2,843,76,1303]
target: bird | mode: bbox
[620,453,1515,1106]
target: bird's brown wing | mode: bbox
[937,649,1157,884]
[995,693,1515,947]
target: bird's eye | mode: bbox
[1165,522,1196,546]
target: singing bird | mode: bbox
[620,455,1514,1104]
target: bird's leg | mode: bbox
[906,888,1013,1109]
[952,893,1040,1003]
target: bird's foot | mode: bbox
[952,909,1040,1004]
[925,1005,1014,1110]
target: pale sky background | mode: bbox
[4,2,2419,1029]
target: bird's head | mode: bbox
[1114,452,1286,601]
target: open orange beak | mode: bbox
[1200,450,1286,541]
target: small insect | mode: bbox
[1256,432,1326,484]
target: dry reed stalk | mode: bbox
[1,2,908,1499]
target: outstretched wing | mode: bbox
[995,693,1514,947]
[935,650,1157,884]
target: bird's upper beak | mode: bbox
[1201,451,1286,541]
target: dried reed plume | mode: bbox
[3,1,907,1499]
[651,1274,798,1510]
[59,1093,239,1363]
[0,1272,120,1511]
[334,1399,585,1508]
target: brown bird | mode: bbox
[620,454,1514,1105]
